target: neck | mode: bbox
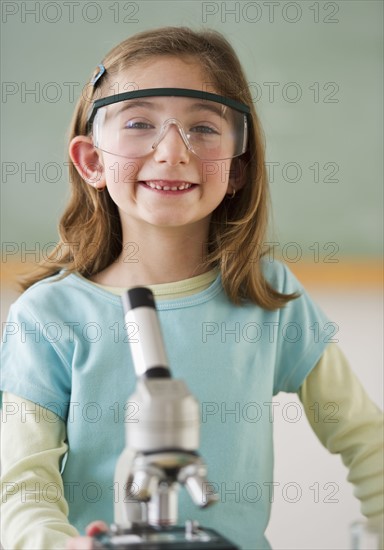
[92,221,211,287]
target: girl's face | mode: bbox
[77,56,239,236]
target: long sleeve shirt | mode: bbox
[1,266,383,549]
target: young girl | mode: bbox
[1,27,382,550]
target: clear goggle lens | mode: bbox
[89,91,249,161]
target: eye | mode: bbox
[125,120,155,130]
[190,125,219,135]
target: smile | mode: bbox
[141,181,195,191]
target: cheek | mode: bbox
[103,158,142,187]
[199,160,232,186]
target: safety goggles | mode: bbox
[87,88,250,161]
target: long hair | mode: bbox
[20,26,298,308]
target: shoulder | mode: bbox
[7,271,120,322]
[260,259,329,326]
[261,258,303,294]
[14,272,80,308]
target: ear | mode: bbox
[226,157,246,196]
[69,136,106,190]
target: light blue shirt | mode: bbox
[1,261,330,549]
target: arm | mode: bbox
[1,392,79,549]
[298,344,383,530]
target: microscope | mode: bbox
[93,287,239,549]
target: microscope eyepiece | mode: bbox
[122,287,155,312]
[122,287,171,379]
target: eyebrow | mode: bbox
[189,102,227,119]
[113,100,157,115]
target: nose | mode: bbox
[152,120,191,165]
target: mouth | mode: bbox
[139,180,197,193]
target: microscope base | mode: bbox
[93,524,239,549]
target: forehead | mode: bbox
[109,56,214,95]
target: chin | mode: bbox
[148,218,191,228]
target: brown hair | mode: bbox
[20,26,297,308]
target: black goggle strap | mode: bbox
[86,88,251,133]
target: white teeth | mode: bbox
[145,182,192,191]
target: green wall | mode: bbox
[1,0,382,262]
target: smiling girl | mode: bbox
[1,27,382,550]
